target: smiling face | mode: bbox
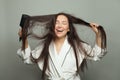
[54,15,70,39]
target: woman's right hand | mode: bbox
[18,28,28,48]
[18,28,22,37]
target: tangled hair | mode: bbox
[21,12,107,80]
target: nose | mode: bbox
[56,23,62,28]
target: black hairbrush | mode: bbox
[19,14,29,41]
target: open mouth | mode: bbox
[56,29,64,32]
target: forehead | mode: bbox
[56,15,68,21]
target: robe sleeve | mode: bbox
[17,44,43,64]
[82,43,107,61]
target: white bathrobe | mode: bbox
[17,36,105,80]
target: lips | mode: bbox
[56,29,64,32]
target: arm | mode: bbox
[17,44,43,64]
[17,28,32,64]
[17,44,33,64]
[18,28,29,49]
[90,23,101,48]
[17,28,42,64]
[82,23,106,61]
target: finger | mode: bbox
[19,27,22,31]
[93,23,99,27]
[18,29,22,37]
[90,23,99,33]
[91,23,99,27]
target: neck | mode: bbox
[54,36,66,44]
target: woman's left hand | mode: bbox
[90,23,99,34]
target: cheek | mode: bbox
[65,26,69,31]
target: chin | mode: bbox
[56,35,66,38]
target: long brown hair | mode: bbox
[21,12,107,80]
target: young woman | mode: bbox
[17,12,107,80]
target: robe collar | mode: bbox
[49,36,71,71]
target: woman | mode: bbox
[17,12,107,80]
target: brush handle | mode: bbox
[19,14,29,41]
